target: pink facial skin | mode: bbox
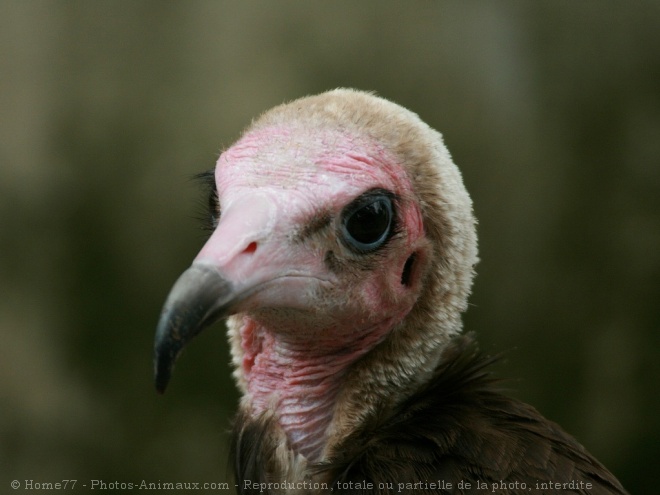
[194,125,427,460]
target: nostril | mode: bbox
[244,242,258,254]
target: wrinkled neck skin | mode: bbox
[227,279,465,473]
[232,307,408,462]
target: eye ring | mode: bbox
[341,191,395,253]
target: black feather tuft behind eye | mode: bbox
[193,170,220,233]
[341,190,395,253]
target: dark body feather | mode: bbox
[231,336,628,495]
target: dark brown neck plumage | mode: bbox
[231,335,628,495]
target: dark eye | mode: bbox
[341,192,394,252]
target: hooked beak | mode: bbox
[153,263,235,393]
[152,189,331,393]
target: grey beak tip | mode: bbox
[153,316,179,393]
[154,364,171,394]
[154,335,176,394]
[152,264,234,394]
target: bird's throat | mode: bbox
[237,314,396,461]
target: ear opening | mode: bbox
[401,252,417,286]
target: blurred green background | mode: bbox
[1,2,658,493]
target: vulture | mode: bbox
[154,89,628,494]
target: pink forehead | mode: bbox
[216,126,413,197]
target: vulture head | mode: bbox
[154,90,629,494]
[155,89,477,466]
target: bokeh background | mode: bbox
[1,2,658,493]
